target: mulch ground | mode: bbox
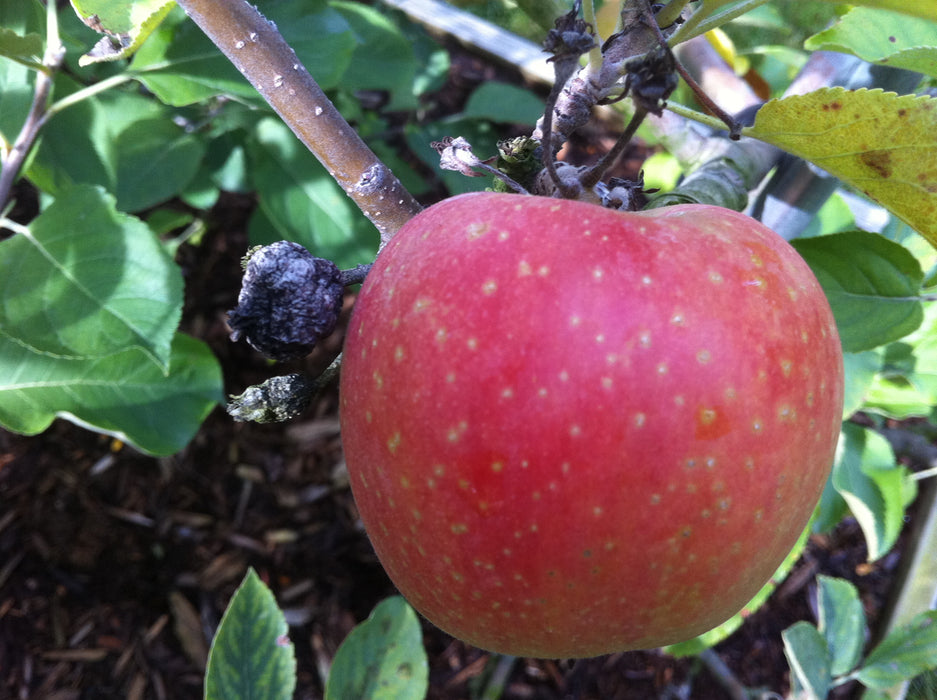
[0,40,915,700]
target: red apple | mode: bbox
[339,192,843,658]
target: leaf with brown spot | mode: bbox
[749,88,937,246]
[806,7,937,78]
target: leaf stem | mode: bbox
[912,465,937,482]
[174,0,422,245]
[662,101,744,134]
[668,0,774,46]
[655,0,691,30]
[45,74,135,121]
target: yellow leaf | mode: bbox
[748,88,937,246]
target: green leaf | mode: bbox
[130,2,356,106]
[816,575,866,676]
[812,0,937,22]
[802,191,857,239]
[806,7,937,78]
[0,331,222,456]
[866,302,937,418]
[842,350,882,418]
[23,75,111,195]
[332,1,418,110]
[461,82,546,126]
[0,185,182,368]
[861,690,895,700]
[325,596,428,700]
[814,469,850,535]
[857,610,937,689]
[205,568,296,700]
[750,89,937,245]
[782,621,833,700]
[791,231,924,352]
[246,116,378,268]
[833,423,913,560]
[0,26,43,64]
[127,7,261,106]
[114,117,205,212]
[26,74,171,199]
[70,0,176,66]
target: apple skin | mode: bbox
[339,192,844,658]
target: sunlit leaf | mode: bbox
[0,331,222,456]
[70,0,175,65]
[806,7,937,78]
[0,185,182,367]
[866,302,937,418]
[833,424,914,561]
[749,88,937,245]
[842,350,881,418]
[246,116,378,269]
[813,0,937,22]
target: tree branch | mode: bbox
[175,0,423,246]
[0,1,65,222]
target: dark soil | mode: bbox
[0,39,916,700]
[0,358,908,700]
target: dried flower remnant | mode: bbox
[227,374,316,423]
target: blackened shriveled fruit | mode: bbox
[227,241,343,361]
